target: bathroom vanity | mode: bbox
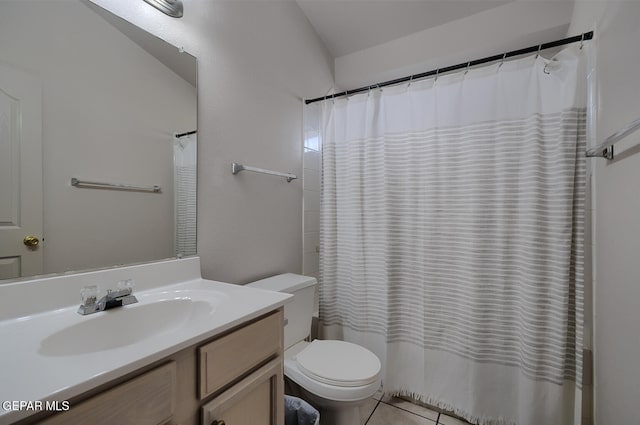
[0,258,290,425]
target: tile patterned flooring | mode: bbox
[359,390,472,425]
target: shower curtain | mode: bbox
[317,46,586,425]
[174,133,197,257]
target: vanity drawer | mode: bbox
[199,310,283,400]
[39,361,176,425]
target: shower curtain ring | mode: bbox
[368,86,371,97]
[499,52,507,68]
[535,44,542,59]
[580,33,585,49]
[434,69,439,82]
[408,74,413,88]
[464,61,471,75]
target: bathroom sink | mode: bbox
[38,290,223,356]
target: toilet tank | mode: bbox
[247,273,316,350]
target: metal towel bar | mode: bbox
[586,116,640,160]
[71,178,161,193]
[231,163,297,182]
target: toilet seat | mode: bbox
[296,340,381,387]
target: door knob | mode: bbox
[23,236,40,248]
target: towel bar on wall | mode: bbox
[231,162,297,182]
[71,178,161,193]
[586,116,640,160]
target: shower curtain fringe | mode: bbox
[392,389,514,425]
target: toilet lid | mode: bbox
[295,340,381,387]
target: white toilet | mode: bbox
[248,273,382,425]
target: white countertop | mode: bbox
[0,259,290,424]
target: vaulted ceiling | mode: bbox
[295,0,513,58]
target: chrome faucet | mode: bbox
[78,280,138,315]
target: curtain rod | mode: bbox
[175,130,197,138]
[305,31,594,105]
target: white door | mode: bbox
[0,64,43,280]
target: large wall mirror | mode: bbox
[0,0,197,282]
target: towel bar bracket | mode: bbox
[586,145,614,160]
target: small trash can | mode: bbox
[285,395,320,425]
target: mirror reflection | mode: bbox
[0,0,197,282]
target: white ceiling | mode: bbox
[296,0,513,58]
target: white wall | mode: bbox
[334,0,574,90]
[568,1,640,424]
[0,0,196,275]
[90,0,334,283]
[302,102,321,284]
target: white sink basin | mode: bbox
[39,295,216,356]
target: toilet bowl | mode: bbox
[248,274,382,425]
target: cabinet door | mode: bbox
[201,358,284,425]
[199,311,282,400]
[38,362,176,425]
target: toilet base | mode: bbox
[317,404,360,425]
[285,376,372,425]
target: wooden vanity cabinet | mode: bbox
[26,309,285,425]
[198,310,284,425]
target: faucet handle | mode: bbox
[117,278,135,292]
[80,285,100,306]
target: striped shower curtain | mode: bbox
[174,133,197,257]
[317,46,586,425]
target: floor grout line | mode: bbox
[378,399,439,422]
[364,397,383,425]
[369,393,478,425]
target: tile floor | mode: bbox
[359,390,473,425]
